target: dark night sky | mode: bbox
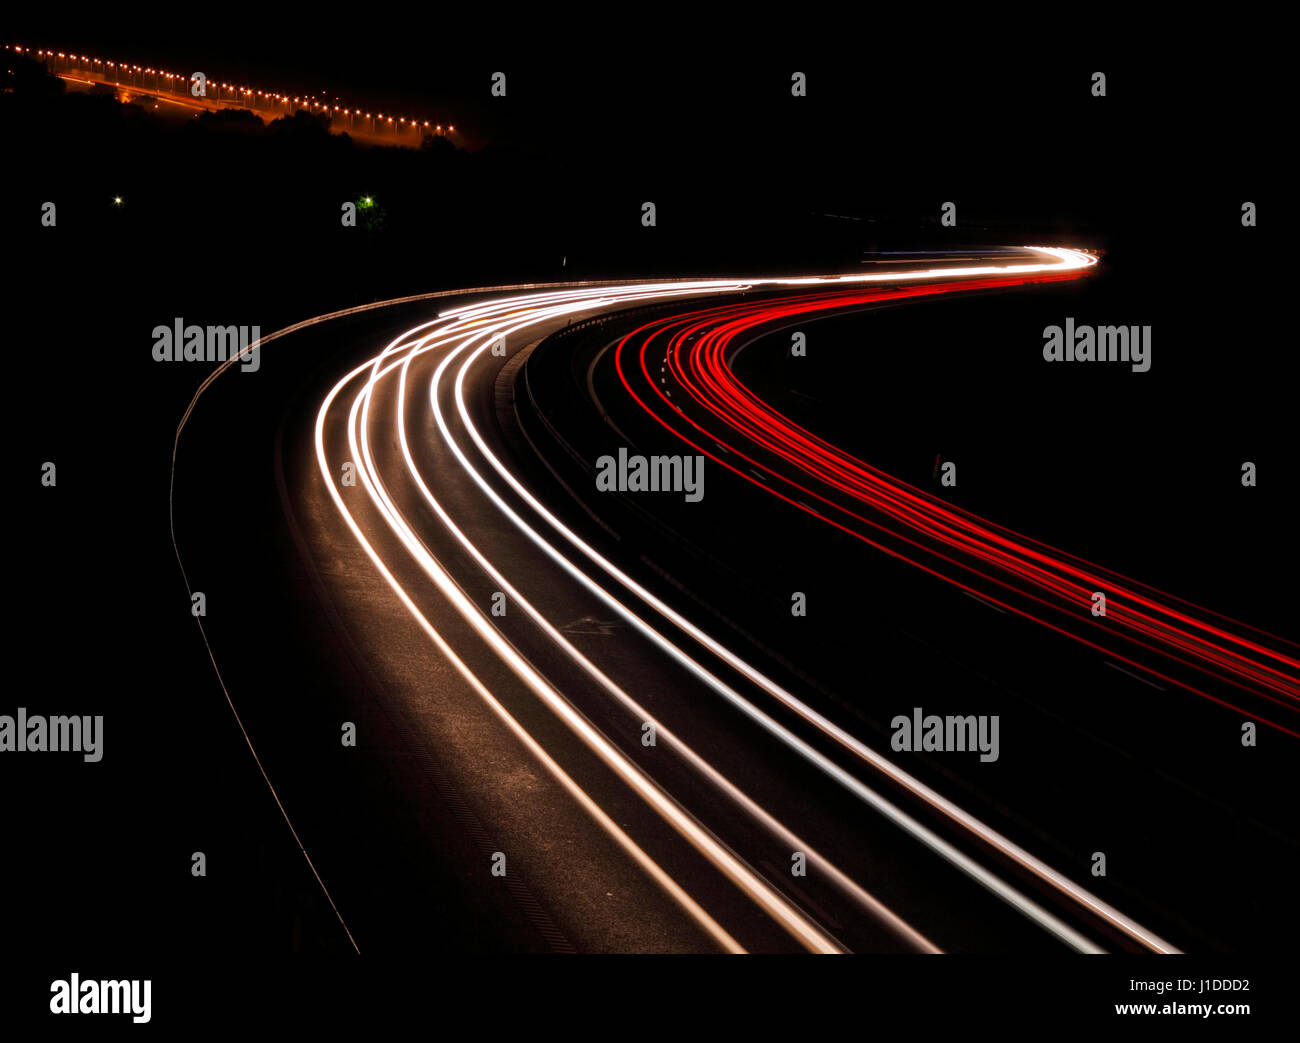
[5,17,1278,179]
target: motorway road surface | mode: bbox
[173,250,1285,952]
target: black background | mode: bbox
[1,10,1291,1028]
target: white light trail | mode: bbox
[373,295,941,951]
[435,250,1178,954]
[311,248,1182,955]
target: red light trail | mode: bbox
[614,276,1300,738]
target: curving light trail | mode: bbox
[312,248,1194,953]
[610,283,1300,737]
[385,318,941,952]
[322,286,860,953]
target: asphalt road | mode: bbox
[169,251,1295,953]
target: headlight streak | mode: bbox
[323,288,864,954]
[367,308,874,953]
[173,276,798,957]
[381,298,941,953]
[440,250,1196,954]
[316,248,1186,954]
[439,293,1114,954]
[318,316,758,954]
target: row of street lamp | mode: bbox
[5,44,454,137]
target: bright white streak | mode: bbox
[347,291,848,953]
[376,295,941,951]
[441,312,1104,954]
[319,250,1166,955]
[315,321,748,955]
[435,247,1177,954]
